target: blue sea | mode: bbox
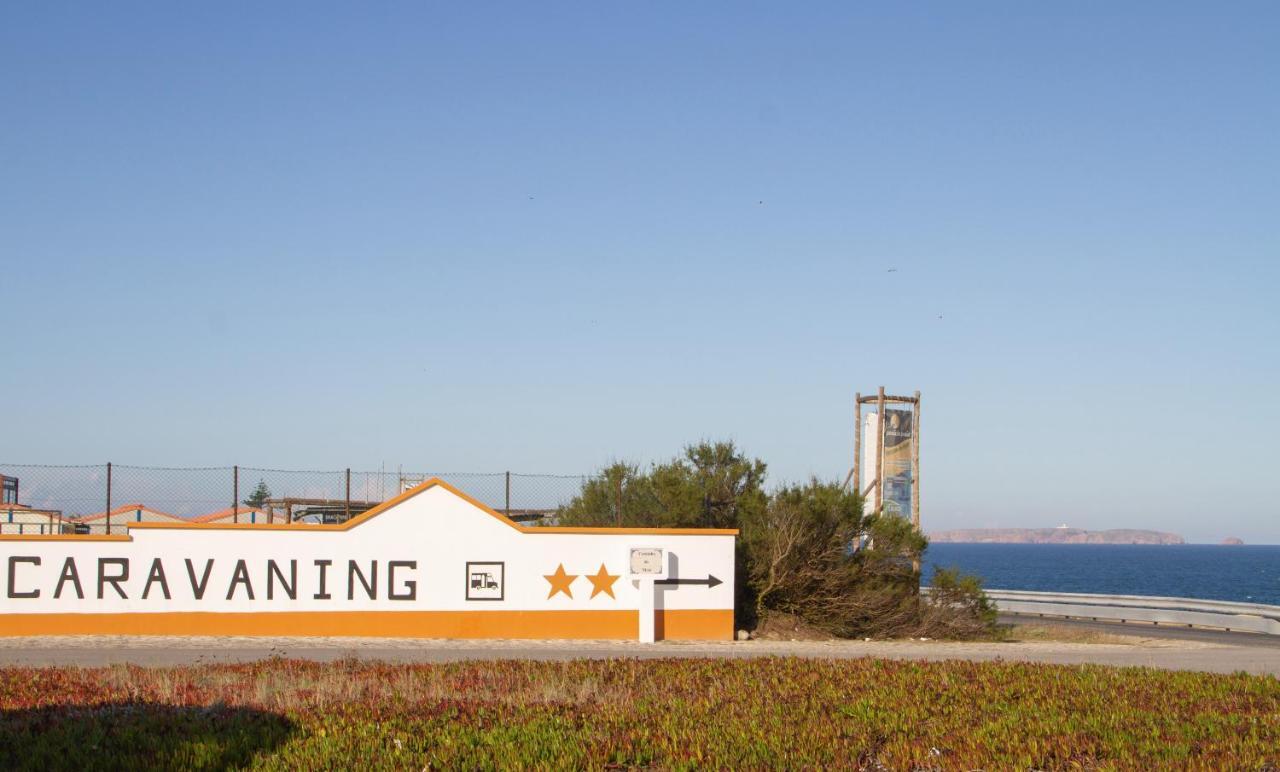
[922,544,1280,606]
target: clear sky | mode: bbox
[3,3,1277,543]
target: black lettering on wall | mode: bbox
[7,556,40,599]
[54,557,83,599]
[226,559,255,600]
[98,558,129,600]
[388,560,417,601]
[142,558,171,600]
[185,559,214,600]
[313,559,332,600]
[267,560,297,600]
[348,560,377,600]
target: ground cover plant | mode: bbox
[2,657,1277,769]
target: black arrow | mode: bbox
[655,574,722,589]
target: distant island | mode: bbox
[929,527,1185,545]
[1221,537,1245,545]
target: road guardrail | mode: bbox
[980,589,1280,635]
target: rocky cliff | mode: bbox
[928,528,1185,545]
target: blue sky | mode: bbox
[3,3,1277,542]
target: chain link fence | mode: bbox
[0,464,592,535]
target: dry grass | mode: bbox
[1001,622,1148,645]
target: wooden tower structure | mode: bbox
[849,387,921,533]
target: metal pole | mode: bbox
[912,390,922,574]
[875,387,885,514]
[505,471,511,517]
[233,465,239,524]
[345,468,351,521]
[853,392,862,494]
[615,473,623,527]
[105,462,112,535]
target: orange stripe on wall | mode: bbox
[0,609,734,641]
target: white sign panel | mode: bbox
[629,547,665,577]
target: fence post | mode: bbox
[345,468,351,521]
[105,461,113,535]
[875,386,886,514]
[505,471,511,517]
[912,391,922,575]
[853,392,861,492]
[233,465,239,524]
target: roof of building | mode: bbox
[190,506,268,523]
[75,503,187,523]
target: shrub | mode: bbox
[919,565,999,639]
[556,441,997,639]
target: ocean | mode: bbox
[922,543,1280,606]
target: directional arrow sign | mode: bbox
[655,574,722,589]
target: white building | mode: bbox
[74,503,189,533]
[1,503,76,535]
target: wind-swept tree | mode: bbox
[243,480,272,509]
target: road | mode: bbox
[1,632,1278,675]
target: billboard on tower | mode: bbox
[860,409,914,517]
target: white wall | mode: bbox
[0,484,735,618]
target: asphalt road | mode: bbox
[1,633,1278,675]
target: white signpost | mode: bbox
[629,547,667,643]
[0,479,737,642]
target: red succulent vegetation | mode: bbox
[1,657,1277,769]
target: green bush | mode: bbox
[556,440,994,639]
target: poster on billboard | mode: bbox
[881,408,914,518]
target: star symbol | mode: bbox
[586,563,620,599]
[544,563,578,599]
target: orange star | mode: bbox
[586,563,620,599]
[544,563,578,599]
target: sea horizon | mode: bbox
[923,543,1280,605]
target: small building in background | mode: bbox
[190,506,271,525]
[1,475,18,506]
[1,502,77,535]
[1,473,76,534]
[74,503,188,533]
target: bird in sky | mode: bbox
[887,268,898,273]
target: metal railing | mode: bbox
[985,589,1280,636]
